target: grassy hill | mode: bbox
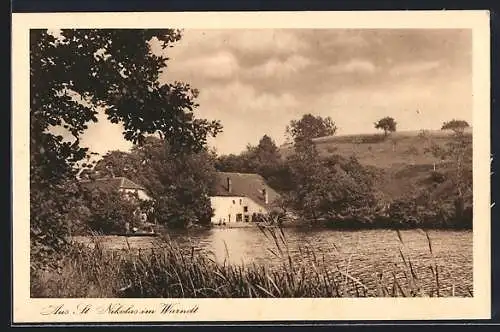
[279,128,472,200]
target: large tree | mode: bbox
[374,116,397,137]
[90,137,217,228]
[215,135,293,192]
[286,114,337,144]
[216,135,281,174]
[30,29,222,268]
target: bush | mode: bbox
[30,175,82,271]
[154,194,213,228]
[387,199,419,228]
[64,203,93,236]
[82,187,138,234]
[429,171,446,183]
[326,146,338,154]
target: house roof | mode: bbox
[212,172,281,208]
[80,177,146,192]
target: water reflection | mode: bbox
[161,227,473,296]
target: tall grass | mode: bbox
[31,227,472,298]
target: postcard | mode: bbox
[12,10,491,323]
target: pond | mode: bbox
[162,227,473,297]
[72,227,473,297]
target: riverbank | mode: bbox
[211,222,276,229]
[35,228,472,298]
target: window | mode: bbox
[244,215,250,222]
[232,200,235,204]
[236,214,243,222]
[243,206,248,212]
[239,199,242,205]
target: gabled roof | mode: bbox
[212,172,281,208]
[80,177,146,192]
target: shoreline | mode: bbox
[210,222,274,229]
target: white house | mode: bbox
[80,177,153,201]
[210,172,281,225]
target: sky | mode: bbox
[78,29,472,156]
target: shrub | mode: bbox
[326,146,338,154]
[82,187,138,234]
[429,171,447,183]
[30,175,82,271]
[154,194,213,228]
[387,199,419,228]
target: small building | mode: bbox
[210,172,281,224]
[80,177,153,201]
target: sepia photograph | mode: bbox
[12,11,490,323]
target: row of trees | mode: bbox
[216,113,472,229]
[373,117,470,137]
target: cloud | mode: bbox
[315,72,472,135]
[389,61,441,76]
[328,59,377,75]
[162,29,307,62]
[243,55,313,79]
[314,30,371,48]
[217,29,308,57]
[79,29,472,155]
[167,51,239,80]
[199,81,299,116]
[195,81,300,153]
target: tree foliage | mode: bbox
[284,141,378,223]
[215,135,294,192]
[286,114,337,144]
[374,117,397,136]
[441,119,470,132]
[30,29,222,269]
[216,113,472,229]
[391,130,472,228]
[81,187,138,234]
[90,137,217,228]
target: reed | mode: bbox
[31,227,472,298]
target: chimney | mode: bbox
[262,188,268,204]
[227,177,232,193]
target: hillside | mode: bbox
[279,128,472,200]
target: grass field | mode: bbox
[280,128,472,199]
[281,128,472,168]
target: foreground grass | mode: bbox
[31,227,472,298]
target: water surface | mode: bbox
[73,227,473,297]
[163,228,473,296]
